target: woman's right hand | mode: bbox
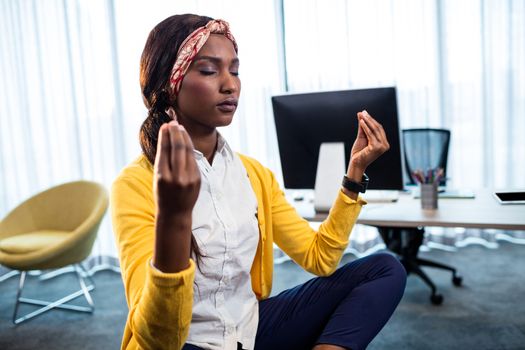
[152,117,200,272]
[154,119,201,216]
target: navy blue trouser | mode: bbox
[184,253,406,350]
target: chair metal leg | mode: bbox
[0,270,20,282]
[75,264,94,309]
[38,264,95,286]
[38,266,75,281]
[12,266,96,325]
[77,263,96,289]
[416,257,463,286]
[416,257,456,274]
[403,258,444,305]
[403,258,438,294]
[12,271,27,323]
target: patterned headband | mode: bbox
[168,19,238,97]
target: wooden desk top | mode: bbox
[296,189,525,231]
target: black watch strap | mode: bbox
[341,173,369,193]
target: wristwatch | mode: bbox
[341,173,369,193]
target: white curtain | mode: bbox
[1,0,524,273]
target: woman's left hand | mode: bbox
[348,110,390,175]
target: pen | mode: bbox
[434,168,444,185]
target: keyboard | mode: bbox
[362,190,400,203]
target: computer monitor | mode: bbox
[272,87,404,190]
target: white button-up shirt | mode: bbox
[185,134,260,350]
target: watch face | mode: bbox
[361,173,369,192]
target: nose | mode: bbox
[220,71,239,95]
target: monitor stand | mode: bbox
[312,142,401,210]
[314,142,345,212]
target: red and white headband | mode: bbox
[168,19,237,97]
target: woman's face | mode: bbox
[175,34,241,131]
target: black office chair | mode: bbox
[378,128,462,305]
[403,128,450,187]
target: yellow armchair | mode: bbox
[0,180,108,324]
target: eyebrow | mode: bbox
[193,55,240,65]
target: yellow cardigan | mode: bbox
[111,154,365,350]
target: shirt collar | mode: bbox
[192,132,233,162]
[217,132,234,161]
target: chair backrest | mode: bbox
[0,181,108,270]
[0,181,108,237]
[402,128,450,186]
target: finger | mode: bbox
[356,112,366,138]
[180,127,201,184]
[359,113,381,143]
[359,117,382,148]
[179,125,197,170]
[361,110,382,134]
[166,107,178,122]
[362,110,388,142]
[370,117,388,143]
[155,123,171,176]
[361,113,390,152]
[168,121,187,176]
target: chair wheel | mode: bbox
[431,293,443,305]
[452,275,463,286]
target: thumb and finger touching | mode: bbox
[353,110,390,168]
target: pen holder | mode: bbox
[420,183,438,209]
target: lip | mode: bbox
[216,98,238,113]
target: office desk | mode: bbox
[295,188,525,304]
[298,189,525,231]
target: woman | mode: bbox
[111,14,406,350]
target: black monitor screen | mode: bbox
[272,87,403,190]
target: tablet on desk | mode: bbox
[493,191,525,204]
